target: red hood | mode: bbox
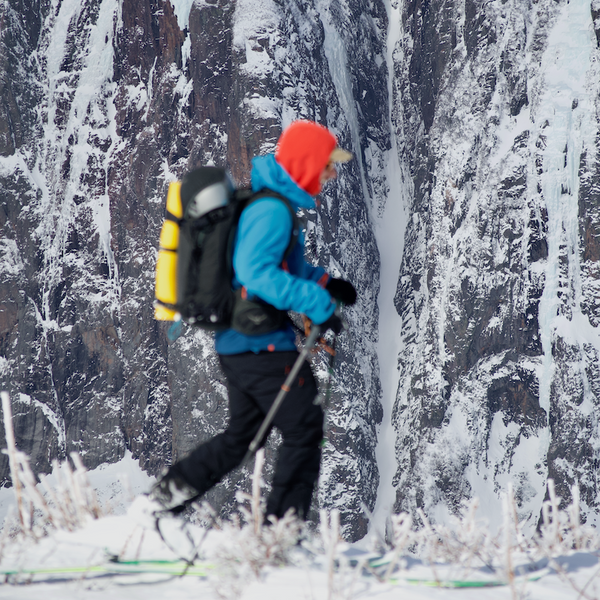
[275,121,337,196]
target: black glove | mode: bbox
[319,313,344,335]
[326,278,357,306]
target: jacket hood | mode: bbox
[251,154,317,210]
[275,120,337,196]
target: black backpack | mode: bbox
[154,166,298,334]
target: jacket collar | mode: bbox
[250,154,317,211]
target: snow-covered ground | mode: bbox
[1,453,600,599]
[0,451,153,528]
[1,510,600,600]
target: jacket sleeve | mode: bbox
[299,255,329,286]
[233,198,335,324]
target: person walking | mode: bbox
[150,120,357,521]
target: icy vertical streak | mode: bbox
[1,392,25,527]
[38,0,123,316]
[537,0,596,409]
[316,0,370,205]
[31,0,122,451]
[170,0,195,31]
[370,0,409,539]
[38,0,85,322]
[74,0,121,287]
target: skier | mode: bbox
[149,120,357,521]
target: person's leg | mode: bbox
[170,384,264,493]
[151,354,265,510]
[261,358,323,520]
[151,350,323,518]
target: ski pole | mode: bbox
[242,323,322,466]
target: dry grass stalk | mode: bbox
[251,448,265,535]
[1,392,25,529]
[384,512,412,581]
[210,450,301,598]
[502,490,517,600]
[1,391,103,537]
[320,508,340,600]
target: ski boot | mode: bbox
[148,469,200,515]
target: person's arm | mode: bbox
[233,199,335,324]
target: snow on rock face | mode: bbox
[0,0,386,541]
[392,0,600,530]
[3,0,599,542]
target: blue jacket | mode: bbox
[215,154,335,355]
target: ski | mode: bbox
[349,551,551,588]
[388,571,549,588]
[105,557,214,576]
[0,559,214,578]
[390,576,506,588]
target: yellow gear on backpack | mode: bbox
[154,181,182,321]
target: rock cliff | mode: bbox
[0,0,385,540]
[392,0,600,528]
[1,0,600,540]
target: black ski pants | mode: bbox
[171,350,324,520]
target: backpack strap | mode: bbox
[164,210,182,225]
[244,189,299,260]
[229,189,300,335]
